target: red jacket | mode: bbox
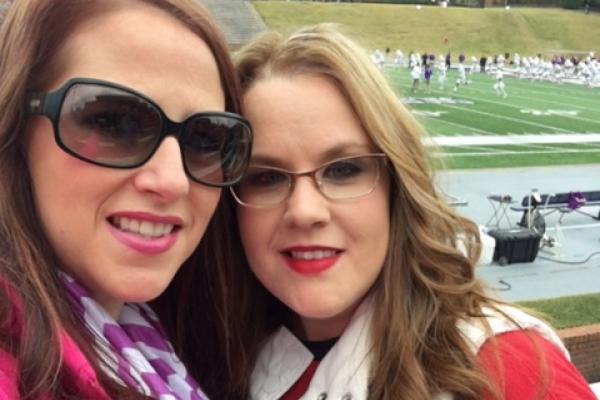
[282,330,597,400]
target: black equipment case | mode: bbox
[487,228,542,265]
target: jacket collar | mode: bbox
[250,300,568,400]
[250,296,373,400]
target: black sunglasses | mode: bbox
[25,77,252,187]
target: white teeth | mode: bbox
[290,250,337,260]
[111,217,175,239]
[119,217,129,230]
[129,219,140,232]
[153,223,165,237]
[139,221,153,237]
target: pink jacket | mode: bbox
[0,284,110,399]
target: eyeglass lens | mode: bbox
[233,155,383,207]
[56,83,251,186]
[60,84,161,167]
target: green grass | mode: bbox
[518,293,600,329]
[252,1,600,169]
[385,68,600,168]
[388,70,600,135]
[252,1,600,56]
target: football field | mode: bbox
[386,68,600,169]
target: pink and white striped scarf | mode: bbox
[60,271,209,400]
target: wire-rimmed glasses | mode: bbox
[231,153,387,208]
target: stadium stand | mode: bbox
[200,0,266,47]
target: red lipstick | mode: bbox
[281,246,342,275]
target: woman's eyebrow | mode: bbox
[250,143,374,167]
[248,154,284,167]
[319,143,374,161]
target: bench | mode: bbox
[510,190,600,230]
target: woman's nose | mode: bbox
[132,137,190,202]
[282,176,331,229]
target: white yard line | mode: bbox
[415,72,600,113]
[452,73,600,106]
[422,116,492,135]
[507,90,600,115]
[520,143,573,151]
[441,141,568,153]
[501,78,600,103]
[448,145,503,153]
[430,103,574,133]
[393,73,600,136]
[438,81,600,120]
[460,86,600,120]
[435,148,600,157]
[424,133,600,147]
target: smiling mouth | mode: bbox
[285,249,341,260]
[108,216,178,239]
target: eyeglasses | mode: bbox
[231,153,387,208]
[25,77,253,187]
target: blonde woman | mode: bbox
[225,25,595,399]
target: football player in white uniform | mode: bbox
[437,54,447,90]
[394,49,404,68]
[453,54,467,92]
[494,67,508,98]
[411,62,422,93]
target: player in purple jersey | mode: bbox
[424,63,433,94]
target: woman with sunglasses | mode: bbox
[0,0,251,398]
[225,25,595,399]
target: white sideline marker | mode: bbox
[424,133,600,147]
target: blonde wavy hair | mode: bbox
[230,24,508,399]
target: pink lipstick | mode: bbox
[107,212,182,255]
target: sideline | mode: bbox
[424,133,600,147]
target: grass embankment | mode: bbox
[518,293,600,329]
[252,1,600,57]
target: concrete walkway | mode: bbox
[437,164,600,302]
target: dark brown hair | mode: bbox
[0,0,243,398]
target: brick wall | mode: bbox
[559,324,600,383]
